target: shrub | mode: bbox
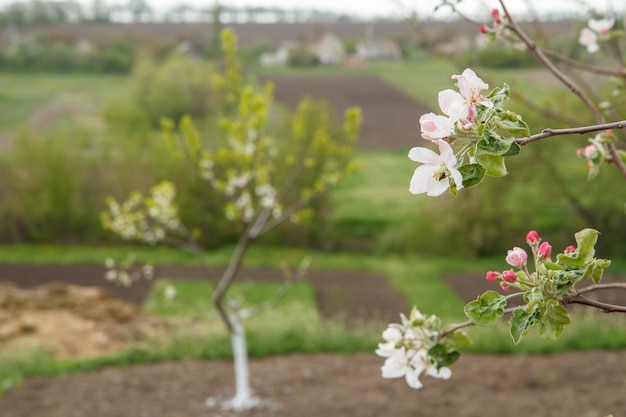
[131,55,215,125]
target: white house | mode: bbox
[313,33,345,65]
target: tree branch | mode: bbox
[516,120,626,146]
[564,295,626,313]
[498,0,604,124]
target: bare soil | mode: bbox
[1,264,626,416]
[259,74,432,150]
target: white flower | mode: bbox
[376,326,403,357]
[380,348,450,390]
[588,18,614,35]
[580,18,615,53]
[451,68,492,121]
[419,90,469,141]
[579,27,599,53]
[409,140,464,197]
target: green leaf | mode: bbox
[509,305,540,344]
[537,301,570,341]
[476,130,513,156]
[487,83,510,107]
[556,228,600,268]
[458,164,486,188]
[494,110,530,137]
[477,154,508,177]
[442,329,471,350]
[590,258,611,284]
[502,142,521,157]
[428,344,461,369]
[464,290,507,326]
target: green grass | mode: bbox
[0,73,129,132]
[330,150,417,225]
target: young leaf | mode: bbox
[459,164,486,188]
[464,290,507,326]
[509,305,540,344]
[477,154,508,177]
[536,300,570,341]
[556,228,600,267]
[428,344,461,369]
[494,110,530,137]
[477,130,514,156]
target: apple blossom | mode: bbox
[419,112,455,141]
[451,68,493,121]
[486,271,499,282]
[500,282,512,291]
[502,269,517,283]
[580,18,615,53]
[506,247,528,268]
[526,230,540,244]
[409,140,464,196]
[588,18,615,35]
[419,89,470,140]
[538,242,552,259]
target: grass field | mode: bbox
[0,73,129,133]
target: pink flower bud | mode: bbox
[480,25,488,34]
[491,8,500,17]
[486,271,499,282]
[538,242,552,259]
[502,269,517,283]
[525,230,540,244]
[606,129,614,135]
[564,245,576,254]
[506,247,528,268]
[500,282,511,291]
[494,17,502,24]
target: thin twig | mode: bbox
[564,295,626,313]
[543,49,626,78]
[516,120,626,146]
[499,0,604,124]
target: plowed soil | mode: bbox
[259,74,432,150]
[1,264,625,417]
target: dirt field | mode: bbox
[259,74,432,150]
[1,264,626,417]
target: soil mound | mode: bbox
[0,282,165,359]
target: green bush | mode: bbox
[131,55,215,125]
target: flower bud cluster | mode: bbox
[103,255,154,287]
[101,181,183,245]
[376,309,452,389]
[480,8,506,36]
[485,230,576,292]
[576,130,614,180]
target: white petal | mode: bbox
[409,164,437,195]
[382,327,403,343]
[427,365,452,380]
[381,356,407,379]
[589,18,614,34]
[426,177,450,197]
[449,167,464,191]
[408,146,440,164]
[438,89,465,118]
[437,140,456,166]
[404,367,424,389]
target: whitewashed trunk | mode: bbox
[230,310,253,408]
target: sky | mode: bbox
[0,0,623,20]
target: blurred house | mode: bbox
[313,32,345,64]
[355,39,401,61]
[259,40,297,66]
[259,33,345,67]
